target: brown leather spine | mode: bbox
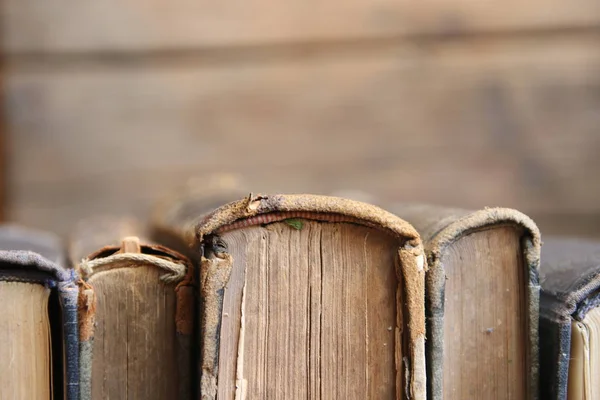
[158,192,427,400]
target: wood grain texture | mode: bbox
[217,221,400,398]
[0,282,51,400]
[2,0,600,52]
[5,37,600,234]
[443,227,526,400]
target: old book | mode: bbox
[153,193,428,399]
[539,237,600,399]
[389,205,541,400]
[70,217,196,400]
[0,225,79,400]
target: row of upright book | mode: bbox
[1,182,598,400]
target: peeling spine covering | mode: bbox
[79,252,187,283]
[193,194,428,400]
[200,253,233,400]
[75,242,195,400]
[421,207,541,400]
[195,194,421,246]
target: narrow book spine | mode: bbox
[539,313,571,400]
[59,278,80,400]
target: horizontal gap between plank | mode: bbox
[3,25,600,71]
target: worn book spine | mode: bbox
[539,298,572,400]
[389,205,541,400]
[76,240,195,400]
[154,193,428,400]
[0,228,80,400]
[70,216,196,400]
[538,237,600,399]
[60,276,81,400]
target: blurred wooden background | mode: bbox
[2,0,600,236]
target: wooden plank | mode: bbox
[2,0,600,53]
[5,36,600,234]
[530,214,600,239]
[0,54,5,220]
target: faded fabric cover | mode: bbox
[539,237,600,400]
[75,237,195,400]
[389,205,541,400]
[0,225,79,400]
[165,193,428,400]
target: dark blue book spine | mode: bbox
[59,279,80,400]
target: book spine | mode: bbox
[59,279,80,400]
[425,264,445,400]
[77,280,95,400]
[539,313,571,400]
[525,237,541,400]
